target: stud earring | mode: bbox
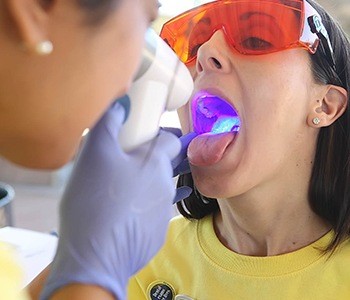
[35,40,53,56]
[312,117,321,125]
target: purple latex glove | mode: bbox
[162,127,197,203]
[41,102,182,300]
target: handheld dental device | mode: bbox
[118,28,194,152]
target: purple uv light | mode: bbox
[191,91,241,135]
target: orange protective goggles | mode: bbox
[160,0,335,67]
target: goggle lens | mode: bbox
[160,0,321,64]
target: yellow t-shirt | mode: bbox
[0,242,29,300]
[128,215,350,300]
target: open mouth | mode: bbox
[191,91,241,135]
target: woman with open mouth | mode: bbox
[128,0,350,299]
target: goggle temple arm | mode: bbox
[308,15,337,71]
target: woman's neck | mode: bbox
[213,183,331,257]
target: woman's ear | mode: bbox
[5,0,52,54]
[307,85,348,128]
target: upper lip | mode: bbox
[192,86,239,113]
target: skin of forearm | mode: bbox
[50,284,115,300]
[27,265,51,300]
[27,264,115,300]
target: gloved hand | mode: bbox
[40,102,188,300]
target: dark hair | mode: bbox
[177,0,350,253]
[77,0,116,8]
[41,0,121,24]
[77,0,121,24]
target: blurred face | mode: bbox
[178,29,321,199]
[0,0,158,168]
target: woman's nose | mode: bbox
[195,30,232,74]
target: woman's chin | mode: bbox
[194,181,224,199]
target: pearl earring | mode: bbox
[312,117,321,125]
[35,40,53,55]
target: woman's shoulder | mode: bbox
[167,214,210,242]
[128,215,209,297]
[165,215,197,243]
[334,237,350,261]
[320,237,350,285]
[168,214,195,230]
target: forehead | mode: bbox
[193,1,302,28]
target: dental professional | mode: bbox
[0,0,193,300]
[128,0,350,299]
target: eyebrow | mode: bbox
[197,17,211,26]
[239,11,286,38]
[240,12,275,21]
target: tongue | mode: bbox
[188,132,236,166]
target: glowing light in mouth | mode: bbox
[191,91,241,135]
